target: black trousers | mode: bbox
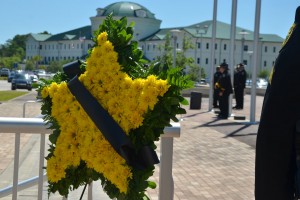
[219,94,229,117]
[234,87,244,108]
[213,89,219,107]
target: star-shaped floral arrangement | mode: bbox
[39,14,190,200]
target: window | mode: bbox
[197,58,200,64]
[206,43,209,49]
[264,46,268,52]
[273,47,276,53]
[223,44,227,50]
[205,58,208,64]
[244,45,248,51]
[264,61,267,67]
[215,43,217,50]
[198,42,201,49]
[147,45,150,51]
[153,44,156,49]
[214,58,217,64]
[243,60,247,65]
[176,43,179,49]
[135,9,147,18]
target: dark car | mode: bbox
[11,73,32,91]
[7,71,16,82]
[0,68,10,77]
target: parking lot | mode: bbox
[0,80,11,91]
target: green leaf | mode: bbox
[147,181,157,189]
[177,107,187,114]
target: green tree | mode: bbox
[31,55,42,69]
[0,56,21,69]
[258,69,269,79]
[154,33,173,71]
[0,34,28,58]
[154,33,195,74]
[25,60,34,71]
[48,61,63,73]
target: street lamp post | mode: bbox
[194,25,208,82]
[239,30,249,63]
[246,51,253,80]
[170,29,181,68]
[57,42,63,61]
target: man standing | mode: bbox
[233,63,247,109]
[255,6,300,199]
[215,63,233,119]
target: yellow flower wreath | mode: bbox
[43,32,169,193]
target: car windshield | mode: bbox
[15,74,29,80]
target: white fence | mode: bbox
[0,117,180,200]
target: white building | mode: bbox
[26,1,283,79]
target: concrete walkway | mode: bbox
[0,90,263,199]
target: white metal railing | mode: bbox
[0,117,180,200]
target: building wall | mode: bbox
[26,39,94,64]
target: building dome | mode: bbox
[97,1,156,19]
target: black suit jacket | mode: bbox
[255,6,300,200]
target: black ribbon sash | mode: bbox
[63,62,159,170]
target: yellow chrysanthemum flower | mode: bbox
[41,87,49,98]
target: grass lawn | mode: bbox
[0,91,29,101]
[0,77,8,81]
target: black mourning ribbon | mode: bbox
[63,61,159,170]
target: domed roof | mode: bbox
[102,1,156,19]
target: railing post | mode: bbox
[159,137,174,200]
[88,182,93,200]
[12,132,20,200]
[159,123,180,200]
[38,134,45,199]
[23,100,40,118]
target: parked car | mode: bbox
[256,78,268,88]
[7,71,16,82]
[11,73,32,91]
[246,78,268,88]
[29,74,39,83]
[0,68,10,77]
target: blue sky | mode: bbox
[0,0,298,44]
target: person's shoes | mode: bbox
[217,115,228,119]
[233,106,243,110]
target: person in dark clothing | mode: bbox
[255,6,300,200]
[213,66,221,108]
[215,63,233,119]
[233,63,247,109]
